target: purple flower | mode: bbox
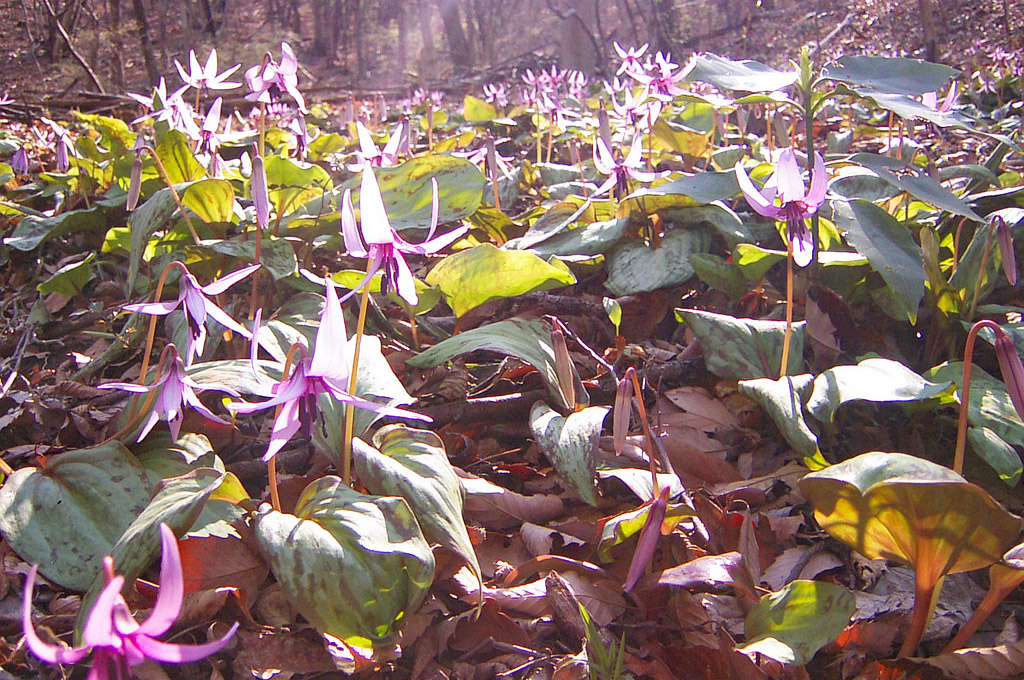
[993,326,1024,422]
[735,148,827,268]
[22,524,238,679]
[195,97,224,155]
[922,81,958,112]
[592,136,668,197]
[124,263,260,364]
[614,42,649,78]
[632,52,687,100]
[349,120,404,171]
[613,367,635,455]
[129,78,198,138]
[244,42,306,113]
[289,115,310,161]
[229,282,429,461]
[174,48,241,93]
[41,117,73,172]
[341,166,469,306]
[99,347,239,441]
[624,486,670,591]
[995,216,1017,286]
[483,83,508,108]
[11,146,28,175]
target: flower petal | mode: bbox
[340,189,369,257]
[135,525,184,637]
[593,138,615,175]
[734,163,783,218]
[82,576,127,648]
[22,566,91,664]
[391,250,418,306]
[358,167,397,245]
[263,398,303,461]
[124,300,180,316]
[805,152,827,207]
[309,282,349,380]
[624,487,670,591]
[790,221,814,268]
[201,263,261,296]
[133,622,239,663]
[774,148,806,204]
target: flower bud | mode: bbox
[613,367,635,455]
[251,143,270,230]
[995,216,1017,286]
[624,486,670,591]
[993,326,1024,423]
[126,157,143,210]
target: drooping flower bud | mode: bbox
[126,157,144,210]
[551,322,576,411]
[11,146,28,175]
[251,143,270,230]
[613,367,635,455]
[624,486,670,591]
[993,326,1024,423]
[995,216,1017,286]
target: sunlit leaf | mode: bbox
[183,178,237,224]
[529,402,608,507]
[604,228,711,296]
[676,309,805,380]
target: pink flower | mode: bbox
[229,282,429,461]
[99,347,239,442]
[22,524,238,679]
[735,148,827,268]
[341,166,469,306]
[124,263,260,364]
[174,48,241,93]
[244,42,306,113]
[613,42,649,78]
[592,136,668,197]
[348,120,405,171]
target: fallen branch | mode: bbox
[39,0,106,94]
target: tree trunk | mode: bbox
[108,0,124,87]
[437,0,472,75]
[131,0,160,85]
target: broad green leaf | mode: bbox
[353,426,480,581]
[686,53,798,92]
[652,118,709,157]
[677,309,805,380]
[854,90,972,129]
[37,253,96,296]
[529,402,608,507]
[824,56,957,96]
[649,170,741,205]
[521,218,629,259]
[345,155,485,231]
[201,235,298,280]
[737,580,855,665]
[76,468,226,637]
[604,227,711,296]
[799,452,1021,587]
[806,357,953,423]
[254,477,434,646]
[517,200,591,250]
[967,426,1023,486]
[4,207,106,252]
[265,155,332,221]
[463,95,497,122]
[74,112,135,151]
[188,359,283,397]
[155,130,206,184]
[830,198,925,323]
[127,185,187,294]
[850,153,982,220]
[426,244,576,317]
[0,442,151,591]
[135,432,223,483]
[738,375,819,459]
[182,178,236,224]
[690,253,748,301]
[407,317,576,412]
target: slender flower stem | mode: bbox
[267,343,303,512]
[629,370,659,493]
[0,454,14,476]
[148,149,202,245]
[342,259,376,486]
[942,579,1018,653]
[780,235,795,378]
[966,221,998,321]
[954,319,999,474]
[138,261,187,384]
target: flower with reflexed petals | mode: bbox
[174,48,241,93]
[592,136,668,197]
[229,282,429,461]
[735,148,827,268]
[22,524,238,679]
[99,346,239,442]
[244,42,306,113]
[124,263,260,364]
[341,166,469,306]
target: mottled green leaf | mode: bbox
[37,253,96,296]
[0,442,151,591]
[265,155,332,221]
[677,309,804,380]
[182,178,236,224]
[604,228,711,296]
[529,402,608,506]
[739,374,819,459]
[738,580,855,665]
[254,478,434,647]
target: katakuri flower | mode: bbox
[244,42,306,113]
[592,136,668,197]
[41,117,73,172]
[341,166,469,306]
[22,524,238,679]
[614,42,649,78]
[124,263,260,364]
[229,281,429,461]
[174,48,241,93]
[735,148,827,268]
[348,120,404,171]
[11,146,28,175]
[99,346,239,441]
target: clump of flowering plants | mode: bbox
[2,30,1024,678]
